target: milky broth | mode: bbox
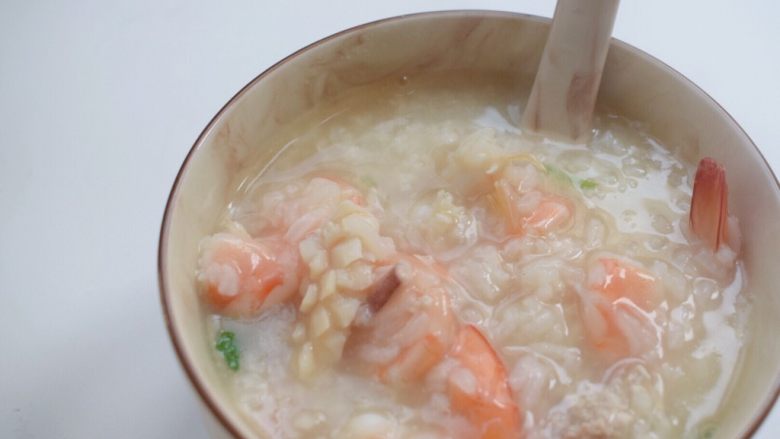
[201,74,749,438]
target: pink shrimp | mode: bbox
[690,157,729,252]
[348,257,523,438]
[493,164,572,236]
[579,258,660,359]
[197,233,299,317]
[447,325,523,439]
[348,257,459,385]
[198,177,366,317]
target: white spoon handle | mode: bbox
[522,0,620,142]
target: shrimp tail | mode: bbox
[690,157,729,252]
[448,325,523,439]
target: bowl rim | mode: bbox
[157,9,780,439]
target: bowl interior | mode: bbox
[159,11,780,439]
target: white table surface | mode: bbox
[1,1,778,437]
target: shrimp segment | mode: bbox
[690,157,729,252]
[198,177,369,319]
[447,325,522,439]
[580,258,659,358]
[349,258,458,385]
[591,258,658,310]
[493,164,572,236]
[348,260,522,438]
[197,233,297,317]
[523,196,572,234]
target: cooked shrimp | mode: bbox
[689,157,729,252]
[447,325,522,439]
[579,258,660,359]
[493,163,572,236]
[348,257,458,385]
[589,258,659,310]
[198,177,369,318]
[197,230,300,317]
[348,258,522,438]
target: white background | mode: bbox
[1,0,778,437]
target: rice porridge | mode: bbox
[196,74,747,439]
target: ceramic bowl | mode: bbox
[158,11,780,438]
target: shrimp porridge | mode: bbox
[196,75,748,438]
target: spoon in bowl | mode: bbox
[521,0,620,143]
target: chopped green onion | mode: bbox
[544,163,598,191]
[216,330,240,371]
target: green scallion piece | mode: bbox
[215,330,240,371]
